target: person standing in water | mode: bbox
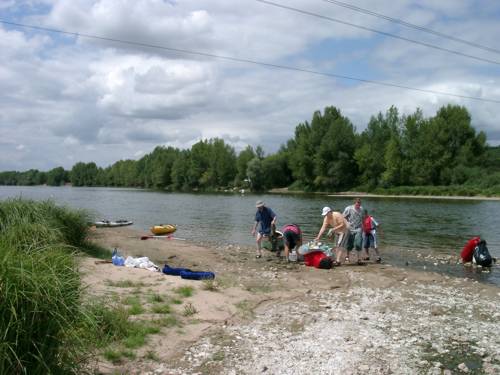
[251,200,277,259]
[343,198,366,264]
[362,210,382,263]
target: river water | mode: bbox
[1,186,499,286]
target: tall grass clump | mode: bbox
[0,198,91,251]
[0,244,82,374]
[0,198,95,373]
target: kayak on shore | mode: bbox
[95,219,133,228]
[150,224,176,235]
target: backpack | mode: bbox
[473,240,493,267]
[363,216,373,234]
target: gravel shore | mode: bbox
[160,271,500,375]
[89,227,500,375]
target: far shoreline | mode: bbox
[268,187,500,201]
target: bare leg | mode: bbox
[336,247,346,264]
[283,244,290,260]
[256,233,263,257]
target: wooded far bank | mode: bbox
[2,104,500,196]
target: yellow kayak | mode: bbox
[150,224,176,235]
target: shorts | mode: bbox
[335,231,349,249]
[363,232,377,249]
[283,230,300,249]
[346,230,362,252]
[258,228,272,236]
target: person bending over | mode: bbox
[282,224,302,261]
[315,206,349,266]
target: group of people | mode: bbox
[251,198,382,265]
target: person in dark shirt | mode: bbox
[251,200,277,258]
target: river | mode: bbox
[1,186,499,286]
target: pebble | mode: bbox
[458,362,469,372]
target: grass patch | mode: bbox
[421,341,486,374]
[151,304,171,314]
[127,303,145,315]
[235,300,255,320]
[212,351,225,361]
[144,350,160,361]
[122,324,160,349]
[175,286,194,298]
[170,297,183,305]
[103,348,136,364]
[123,295,141,305]
[202,279,220,292]
[153,315,180,328]
[182,303,198,317]
[148,293,165,303]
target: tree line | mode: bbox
[2,104,500,195]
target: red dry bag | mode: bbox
[460,236,480,263]
[304,251,327,268]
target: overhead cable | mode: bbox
[254,0,500,66]
[320,0,500,55]
[1,19,499,104]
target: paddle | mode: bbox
[140,234,186,241]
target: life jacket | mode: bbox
[363,216,373,234]
[460,236,480,263]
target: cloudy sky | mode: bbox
[1,0,500,171]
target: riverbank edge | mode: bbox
[268,187,500,200]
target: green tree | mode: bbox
[235,146,256,186]
[70,162,98,186]
[46,167,68,186]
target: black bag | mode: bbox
[318,257,333,269]
[473,240,493,267]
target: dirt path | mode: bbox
[83,227,500,374]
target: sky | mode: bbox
[1,0,500,171]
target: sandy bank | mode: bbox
[83,227,500,374]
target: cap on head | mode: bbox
[256,200,265,208]
[321,206,332,216]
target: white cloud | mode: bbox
[0,0,499,171]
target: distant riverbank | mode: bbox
[269,187,500,200]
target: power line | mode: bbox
[254,0,500,66]
[1,19,499,104]
[320,0,500,55]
